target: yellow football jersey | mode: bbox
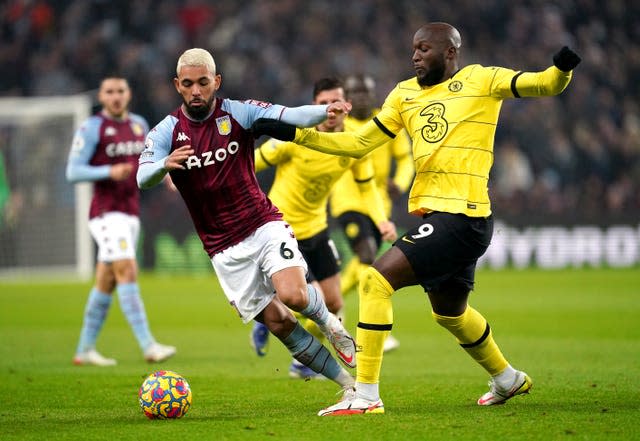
[330,112,413,218]
[255,138,387,240]
[295,64,572,217]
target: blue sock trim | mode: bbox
[282,323,341,380]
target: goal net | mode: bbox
[0,95,93,280]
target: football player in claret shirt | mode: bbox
[66,76,176,366]
[137,48,357,392]
[251,22,581,415]
[250,77,396,378]
[330,74,414,353]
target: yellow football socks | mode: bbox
[432,306,508,375]
[356,267,394,384]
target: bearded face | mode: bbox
[183,94,215,120]
[174,65,220,120]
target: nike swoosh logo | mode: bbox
[335,348,354,366]
[404,97,415,101]
[401,236,415,244]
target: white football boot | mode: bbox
[73,349,117,367]
[318,387,384,416]
[477,370,532,405]
[144,342,177,363]
[318,313,357,368]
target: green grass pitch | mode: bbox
[1,268,638,440]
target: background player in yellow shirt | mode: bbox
[252,77,397,378]
[252,22,581,414]
[330,74,414,352]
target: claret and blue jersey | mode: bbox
[66,112,148,218]
[139,98,327,257]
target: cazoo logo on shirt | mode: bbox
[106,141,145,157]
[184,141,240,169]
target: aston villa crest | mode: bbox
[216,116,231,135]
[131,122,144,136]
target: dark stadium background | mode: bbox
[1,0,638,271]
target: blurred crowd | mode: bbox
[1,0,639,223]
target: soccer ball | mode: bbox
[138,370,192,419]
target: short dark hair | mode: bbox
[313,77,343,100]
[100,74,129,89]
[102,72,127,81]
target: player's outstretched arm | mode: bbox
[294,118,391,158]
[251,101,352,140]
[251,119,296,141]
[251,117,389,158]
[279,101,352,127]
[509,47,581,98]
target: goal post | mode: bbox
[0,95,93,280]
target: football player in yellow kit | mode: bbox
[251,22,581,414]
[251,77,396,378]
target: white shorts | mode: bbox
[88,212,140,263]
[211,220,307,323]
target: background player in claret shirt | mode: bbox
[250,77,397,379]
[66,76,176,366]
[252,22,581,415]
[136,48,357,392]
[330,74,414,353]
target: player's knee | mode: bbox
[359,266,393,300]
[318,278,343,313]
[95,268,116,293]
[324,295,343,314]
[112,259,137,283]
[275,282,307,310]
[428,279,470,316]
